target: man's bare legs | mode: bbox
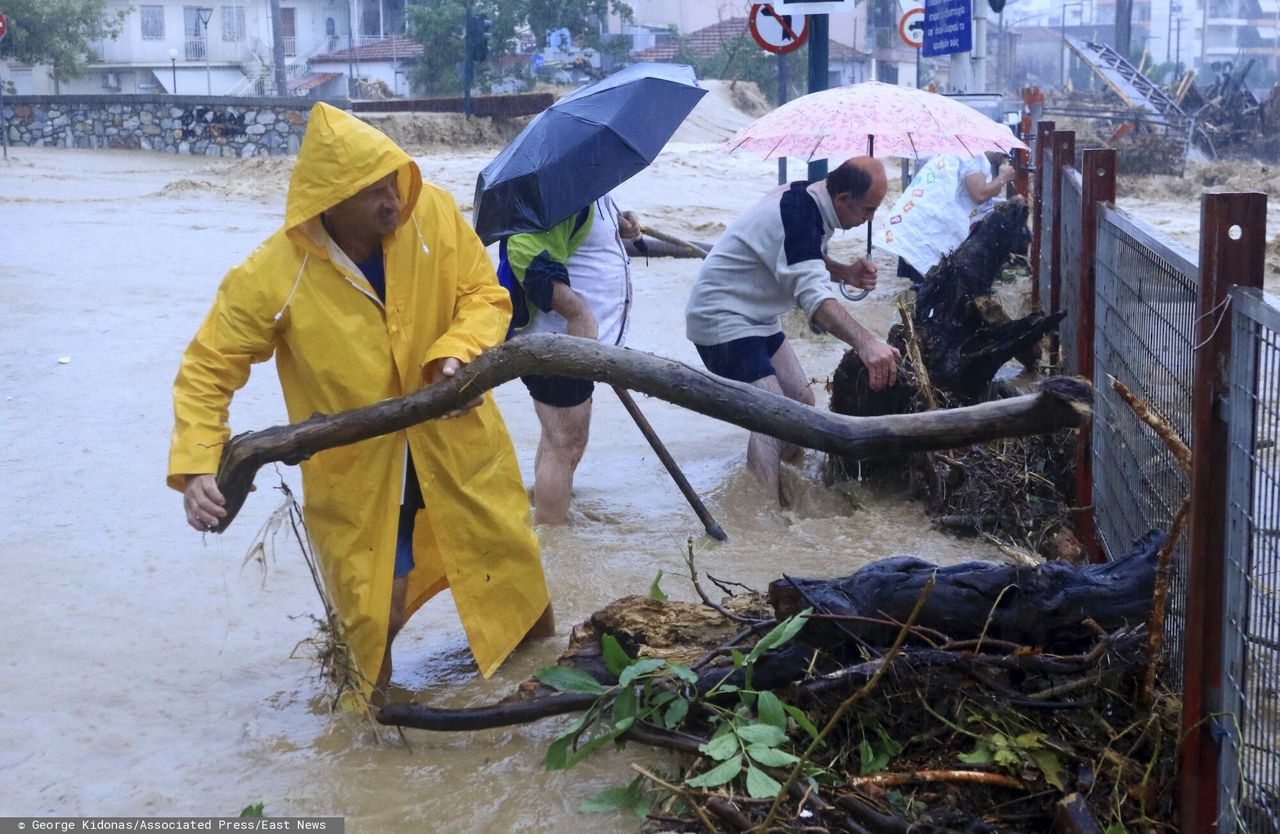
[373,575,410,703]
[374,582,554,703]
[746,339,815,503]
[523,602,556,641]
[532,398,592,524]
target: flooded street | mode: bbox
[4,135,1051,831]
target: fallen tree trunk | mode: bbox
[834,200,1056,413]
[769,528,1165,649]
[377,532,1160,732]
[211,334,1093,531]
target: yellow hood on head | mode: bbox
[284,102,422,242]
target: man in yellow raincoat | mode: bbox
[168,102,553,706]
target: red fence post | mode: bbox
[1030,120,1055,310]
[1047,130,1075,368]
[1179,191,1267,833]
[1074,148,1116,563]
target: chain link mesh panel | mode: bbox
[1037,145,1055,314]
[1092,204,1199,684]
[1220,287,1280,834]
[1058,169,1083,374]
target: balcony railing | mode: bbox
[282,36,297,56]
[185,37,207,60]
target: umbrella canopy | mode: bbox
[473,63,706,245]
[724,81,1029,161]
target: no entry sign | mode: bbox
[749,4,810,55]
[0,14,8,42]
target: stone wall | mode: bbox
[0,95,350,157]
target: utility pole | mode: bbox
[346,0,355,97]
[1175,13,1182,70]
[1115,0,1132,58]
[269,0,288,95]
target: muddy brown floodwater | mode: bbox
[5,139,1066,832]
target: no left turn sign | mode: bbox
[749,4,809,55]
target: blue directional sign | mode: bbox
[922,0,971,57]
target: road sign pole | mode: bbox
[777,51,787,185]
[807,13,828,181]
[0,15,8,159]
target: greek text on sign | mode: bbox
[767,0,856,15]
[922,0,972,57]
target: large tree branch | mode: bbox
[211,334,1092,531]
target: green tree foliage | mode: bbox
[404,0,468,96]
[404,0,634,95]
[523,0,633,52]
[2,0,129,82]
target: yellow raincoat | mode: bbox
[168,102,549,701]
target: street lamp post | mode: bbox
[1174,12,1182,71]
[168,47,178,93]
[197,7,214,95]
[1168,3,1181,64]
[1059,0,1087,87]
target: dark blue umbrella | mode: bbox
[472,63,706,245]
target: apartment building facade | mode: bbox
[2,0,416,96]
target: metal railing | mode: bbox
[185,37,207,61]
[1220,286,1280,833]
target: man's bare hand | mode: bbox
[827,257,878,291]
[858,338,901,391]
[424,356,483,419]
[617,210,641,241]
[184,474,226,531]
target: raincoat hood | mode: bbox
[284,102,423,251]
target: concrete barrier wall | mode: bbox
[0,95,350,157]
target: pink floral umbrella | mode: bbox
[724,81,1029,161]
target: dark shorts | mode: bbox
[694,332,786,384]
[394,456,425,579]
[522,374,595,408]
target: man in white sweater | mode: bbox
[686,157,900,502]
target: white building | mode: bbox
[2,0,413,96]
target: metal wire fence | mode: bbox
[1220,287,1280,833]
[1058,169,1083,374]
[1091,204,1200,684]
[1035,136,1275,828]
[1037,144,1056,315]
